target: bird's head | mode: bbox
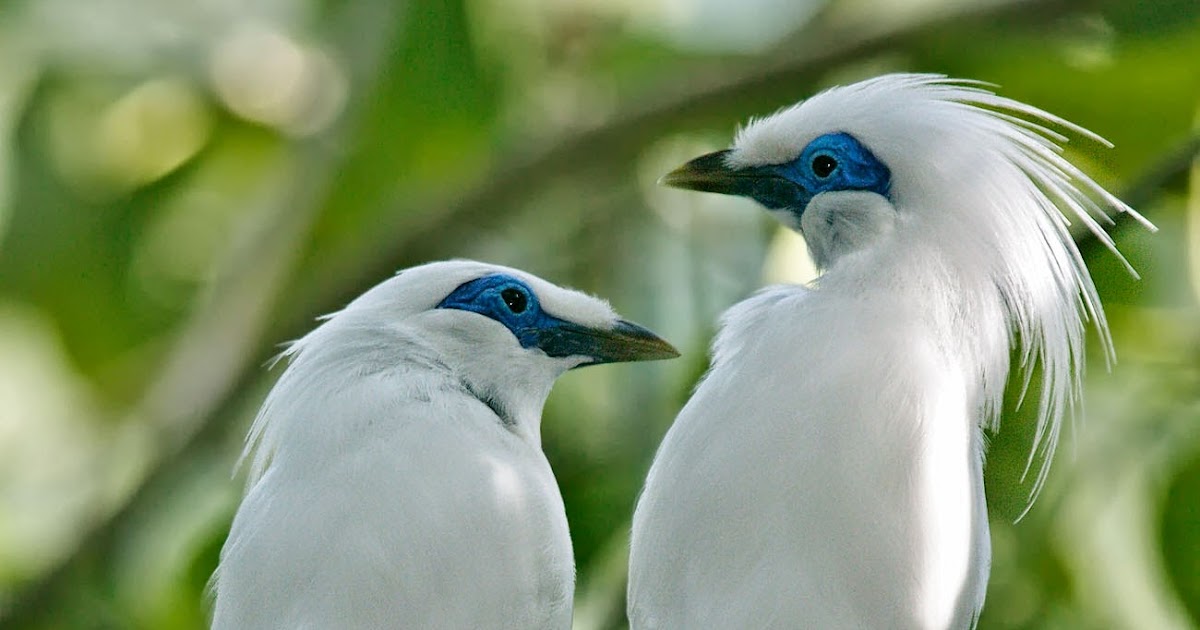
[294,260,677,438]
[661,74,1149,274]
[664,130,893,269]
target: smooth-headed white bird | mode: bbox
[628,74,1151,629]
[210,260,677,629]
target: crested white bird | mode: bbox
[627,74,1152,629]
[210,260,677,629]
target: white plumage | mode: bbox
[628,74,1151,629]
[210,260,676,629]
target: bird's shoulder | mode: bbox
[711,283,812,365]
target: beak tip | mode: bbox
[657,168,687,189]
[658,149,737,193]
[659,170,702,192]
[610,319,680,363]
[641,342,681,362]
[545,319,679,368]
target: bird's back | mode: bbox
[628,282,990,629]
[211,362,574,629]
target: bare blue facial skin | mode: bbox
[437,274,675,366]
[664,132,892,222]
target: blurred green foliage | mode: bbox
[0,0,1197,628]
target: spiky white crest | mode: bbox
[732,74,1152,505]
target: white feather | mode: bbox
[629,74,1150,629]
[211,260,633,629]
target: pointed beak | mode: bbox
[659,149,743,193]
[535,319,679,367]
[660,149,799,209]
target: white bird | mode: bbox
[627,74,1151,629]
[210,260,677,629]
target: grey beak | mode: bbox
[535,319,679,367]
[660,149,742,193]
[660,149,803,211]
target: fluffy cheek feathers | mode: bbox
[798,191,897,270]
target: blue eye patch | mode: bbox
[747,132,892,212]
[436,274,557,348]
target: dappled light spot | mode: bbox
[209,24,347,137]
[95,77,212,188]
[0,304,149,584]
[762,226,817,286]
[42,76,211,195]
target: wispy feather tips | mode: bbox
[731,73,1152,509]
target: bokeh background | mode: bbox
[0,0,1197,627]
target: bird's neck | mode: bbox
[819,235,1012,424]
[459,376,555,445]
[810,237,1001,627]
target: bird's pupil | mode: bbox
[812,154,837,178]
[501,288,528,314]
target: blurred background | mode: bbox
[0,0,1196,627]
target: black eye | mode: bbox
[811,154,837,178]
[500,288,528,314]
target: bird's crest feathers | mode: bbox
[732,74,1152,508]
